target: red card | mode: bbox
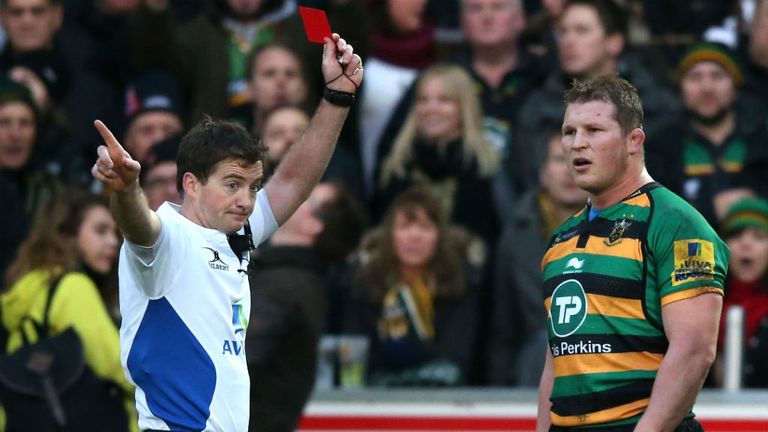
[299,6,332,44]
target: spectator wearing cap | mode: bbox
[140,133,181,211]
[0,79,60,288]
[123,71,184,164]
[646,42,768,229]
[714,197,768,388]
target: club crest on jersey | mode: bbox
[604,218,632,246]
[203,247,229,271]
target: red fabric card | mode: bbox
[299,6,332,44]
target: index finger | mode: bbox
[94,120,125,153]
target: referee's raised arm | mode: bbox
[91,119,161,247]
[264,32,363,226]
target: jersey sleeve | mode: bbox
[121,212,186,298]
[249,188,279,246]
[648,199,729,306]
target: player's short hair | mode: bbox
[563,74,644,134]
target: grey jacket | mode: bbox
[489,189,553,386]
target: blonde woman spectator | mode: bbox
[374,64,500,245]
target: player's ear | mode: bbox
[627,128,645,155]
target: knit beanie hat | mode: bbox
[675,42,743,86]
[722,197,768,236]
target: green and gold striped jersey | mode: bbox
[541,182,729,429]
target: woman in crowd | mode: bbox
[1,188,135,430]
[374,64,500,245]
[344,187,480,386]
[716,197,768,388]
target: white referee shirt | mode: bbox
[118,189,277,432]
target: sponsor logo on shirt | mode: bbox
[549,279,588,337]
[671,239,715,286]
[565,257,585,271]
[202,247,230,271]
[223,303,247,356]
[232,303,247,335]
[551,340,612,357]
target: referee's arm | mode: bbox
[92,120,161,246]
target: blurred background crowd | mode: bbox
[1,0,768,429]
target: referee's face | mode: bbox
[190,158,264,234]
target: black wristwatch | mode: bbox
[323,88,356,107]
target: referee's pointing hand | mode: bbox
[91,120,141,192]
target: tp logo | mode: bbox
[550,279,588,337]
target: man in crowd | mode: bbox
[140,134,181,211]
[515,0,679,191]
[123,71,184,164]
[646,42,768,228]
[490,129,587,386]
[456,0,543,204]
[247,181,366,432]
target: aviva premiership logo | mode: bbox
[550,279,588,337]
[232,303,248,335]
[671,239,715,286]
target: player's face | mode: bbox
[125,111,183,163]
[540,133,588,208]
[414,77,463,144]
[557,5,618,77]
[680,62,736,121]
[561,100,630,196]
[195,158,264,234]
[262,107,309,167]
[461,0,524,48]
[392,207,439,271]
[727,227,768,283]
[250,47,307,112]
[0,101,35,170]
[77,205,119,275]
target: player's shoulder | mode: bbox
[648,187,705,221]
[646,186,718,238]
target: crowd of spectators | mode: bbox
[1,0,768,422]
